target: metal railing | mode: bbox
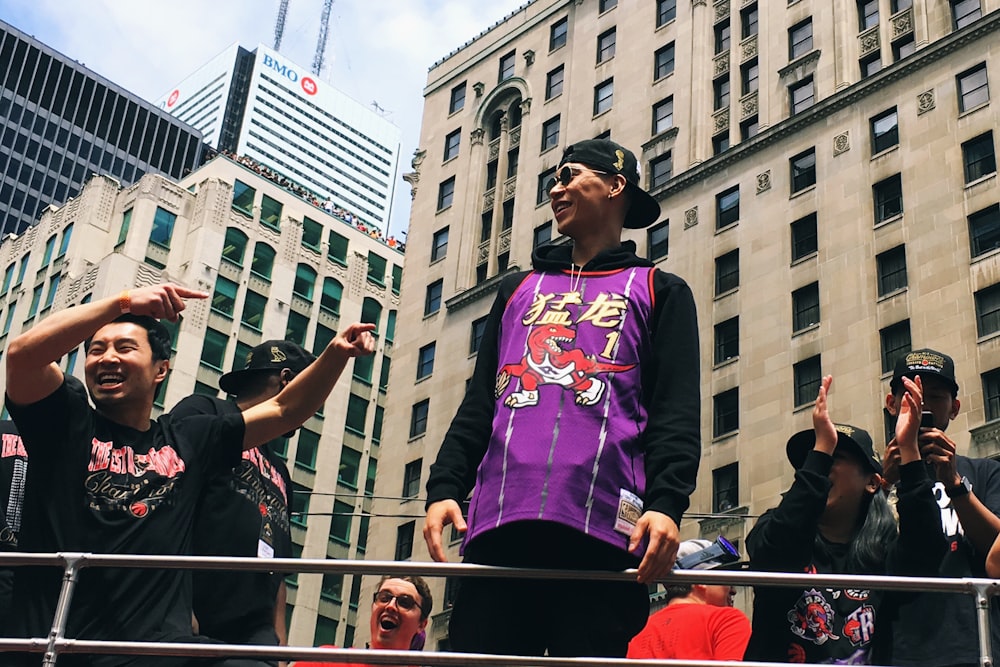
[2,552,999,667]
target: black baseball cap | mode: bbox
[219,340,316,394]
[786,423,882,475]
[558,138,661,229]
[890,348,959,395]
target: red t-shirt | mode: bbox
[626,603,751,660]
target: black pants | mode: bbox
[448,521,649,658]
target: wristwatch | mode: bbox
[945,476,973,499]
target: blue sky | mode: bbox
[0,0,529,236]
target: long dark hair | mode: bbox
[814,490,898,574]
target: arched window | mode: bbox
[361,297,382,336]
[488,112,504,141]
[508,102,522,129]
[57,224,73,258]
[222,227,249,266]
[293,263,317,301]
[251,242,276,279]
[321,278,342,315]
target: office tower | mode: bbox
[0,18,203,237]
[158,43,402,232]
[370,0,1000,648]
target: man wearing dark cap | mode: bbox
[744,375,942,664]
[423,138,700,657]
[881,349,1000,667]
[169,340,317,662]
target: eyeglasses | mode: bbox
[373,589,420,611]
[547,165,612,191]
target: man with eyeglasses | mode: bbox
[293,575,432,666]
[424,138,700,658]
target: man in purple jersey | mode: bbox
[423,138,701,658]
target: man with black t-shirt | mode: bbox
[169,341,315,660]
[4,283,375,667]
[880,349,1000,667]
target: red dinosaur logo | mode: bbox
[495,324,635,408]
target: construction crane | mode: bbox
[311,0,334,76]
[273,0,289,50]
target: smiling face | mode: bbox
[84,321,167,413]
[549,162,621,238]
[369,578,427,650]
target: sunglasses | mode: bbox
[547,165,612,191]
[373,589,420,611]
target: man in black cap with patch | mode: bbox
[170,340,317,664]
[423,138,700,657]
[880,348,1000,667]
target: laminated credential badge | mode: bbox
[615,488,643,535]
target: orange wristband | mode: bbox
[119,290,131,314]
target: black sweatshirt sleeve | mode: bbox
[891,461,947,574]
[640,271,702,525]
[425,273,527,507]
[747,450,834,571]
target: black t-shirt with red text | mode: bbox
[170,394,293,643]
[6,378,244,667]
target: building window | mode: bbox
[985,369,1000,421]
[712,133,730,155]
[550,17,568,50]
[541,116,560,151]
[876,245,907,296]
[328,497,352,545]
[880,321,912,373]
[716,186,740,229]
[741,116,759,140]
[657,0,677,26]
[713,388,739,437]
[792,282,820,332]
[741,59,759,95]
[498,50,516,82]
[437,177,455,211]
[715,21,731,54]
[873,174,903,223]
[533,221,552,248]
[449,82,466,114]
[301,217,322,251]
[241,290,266,330]
[892,34,915,61]
[963,132,996,183]
[416,342,436,380]
[295,429,319,471]
[713,76,730,111]
[958,63,989,112]
[975,283,1000,338]
[232,179,255,214]
[410,399,430,438]
[597,28,616,64]
[211,277,238,317]
[648,221,669,261]
[402,459,422,498]
[470,316,488,354]
[149,207,176,248]
[790,148,816,193]
[599,0,617,11]
[200,328,228,370]
[333,447,361,489]
[789,19,813,59]
[969,204,1000,258]
[328,230,349,265]
[429,227,450,264]
[320,278,342,315]
[650,153,672,190]
[594,79,614,115]
[715,250,740,295]
[652,97,674,135]
[251,242,276,280]
[443,129,461,161]
[654,43,676,80]
[858,0,879,30]
[741,4,759,38]
[260,194,282,229]
[860,54,882,78]
[789,77,815,114]
[791,213,818,262]
[395,521,416,560]
[57,224,73,259]
[285,312,308,345]
[345,393,368,435]
[794,355,822,407]
[892,0,913,11]
[291,483,309,528]
[546,65,564,99]
[871,108,899,154]
[952,0,982,29]
[714,317,739,365]
[293,263,317,301]
[713,463,739,512]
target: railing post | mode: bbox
[975,582,994,667]
[43,553,86,667]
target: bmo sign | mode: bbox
[262,54,318,96]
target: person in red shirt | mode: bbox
[294,576,432,667]
[627,540,750,661]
